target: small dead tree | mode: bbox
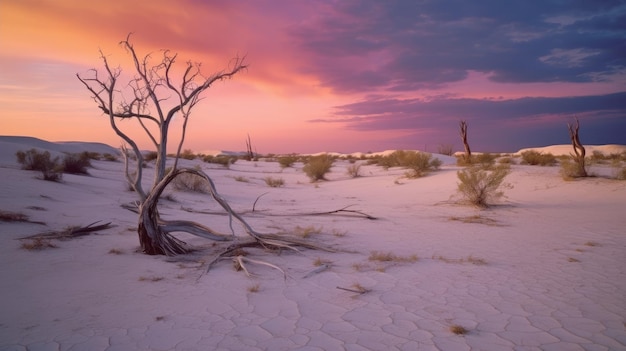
[567,117,587,177]
[245,133,254,161]
[77,34,247,201]
[459,120,472,164]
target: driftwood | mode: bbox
[182,203,378,220]
[138,168,335,262]
[19,221,114,241]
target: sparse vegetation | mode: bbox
[180,149,197,160]
[233,176,249,182]
[264,176,285,188]
[203,155,237,168]
[247,284,260,293]
[368,251,418,263]
[520,150,557,166]
[108,248,124,255]
[62,152,92,175]
[16,149,63,181]
[102,153,118,162]
[170,166,208,193]
[303,154,334,181]
[560,158,588,180]
[449,324,469,335]
[278,155,299,169]
[456,164,510,208]
[346,163,362,178]
[369,150,441,178]
[294,225,323,238]
[21,238,58,251]
[433,255,487,265]
[144,151,158,162]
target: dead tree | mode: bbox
[140,168,332,256]
[245,133,254,161]
[77,34,247,201]
[77,34,249,255]
[567,118,587,177]
[459,120,472,164]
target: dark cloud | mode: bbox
[310,92,626,151]
[290,0,626,92]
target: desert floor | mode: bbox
[1,137,625,351]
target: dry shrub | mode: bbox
[62,152,92,175]
[560,158,587,180]
[16,149,63,181]
[180,149,197,160]
[143,151,158,162]
[102,153,118,162]
[369,251,418,263]
[303,154,334,181]
[203,155,236,168]
[294,225,323,238]
[371,150,441,178]
[346,163,362,178]
[520,150,557,166]
[457,164,510,207]
[170,167,208,193]
[21,238,57,251]
[278,155,299,168]
[264,176,285,187]
[449,324,469,335]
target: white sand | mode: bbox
[1,137,625,350]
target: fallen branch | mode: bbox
[303,263,331,278]
[336,285,371,294]
[19,221,114,241]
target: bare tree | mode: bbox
[459,120,472,164]
[76,34,253,255]
[77,34,247,200]
[567,117,587,177]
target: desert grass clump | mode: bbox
[613,166,626,180]
[346,163,362,178]
[294,225,323,238]
[143,151,158,162]
[449,324,469,335]
[278,154,299,169]
[62,152,92,175]
[21,238,58,251]
[233,176,249,182]
[373,150,441,178]
[203,155,236,168]
[247,284,260,293]
[559,158,588,180]
[303,154,334,181]
[170,166,208,193]
[457,164,510,208]
[102,153,118,162]
[264,176,285,188]
[180,149,197,160]
[16,149,63,181]
[369,251,418,263]
[520,150,557,166]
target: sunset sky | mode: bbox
[1,1,625,154]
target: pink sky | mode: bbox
[1,1,624,153]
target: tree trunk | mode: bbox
[459,120,472,164]
[567,118,587,177]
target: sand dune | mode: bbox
[1,136,625,350]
